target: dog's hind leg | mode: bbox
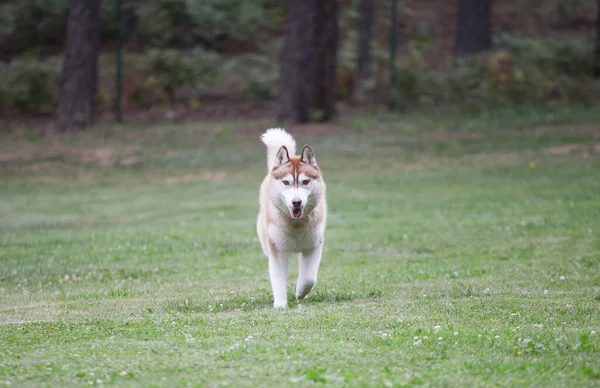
[296,245,323,300]
[268,252,289,308]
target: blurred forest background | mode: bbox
[0,0,599,132]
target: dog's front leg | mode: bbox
[296,245,323,300]
[268,252,289,308]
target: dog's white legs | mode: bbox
[296,246,323,300]
[268,253,289,308]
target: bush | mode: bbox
[391,36,598,110]
[0,0,266,58]
[494,34,593,77]
[232,54,278,102]
[337,29,388,101]
[131,48,222,105]
[0,59,60,113]
[135,0,266,48]
[0,0,68,58]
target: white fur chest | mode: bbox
[268,218,322,253]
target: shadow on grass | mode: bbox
[164,287,380,313]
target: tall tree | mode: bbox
[50,0,102,133]
[312,0,340,120]
[277,0,315,123]
[278,0,340,124]
[595,0,600,78]
[455,0,491,56]
[352,0,374,102]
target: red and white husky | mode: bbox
[257,128,327,308]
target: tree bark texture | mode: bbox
[52,0,102,133]
[455,0,491,56]
[312,0,339,121]
[277,0,340,124]
[594,0,600,78]
[356,0,373,81]
[277,0,315,124]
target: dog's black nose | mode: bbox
[292,198,302,207]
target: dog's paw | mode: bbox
[295,280,316,300]
[273,299,288,308]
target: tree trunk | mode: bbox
[348,0,373,103]
[88,0,102,123]
[277,0,340,124]
[312,0,340,121]
[455,0,491,56]
[356,0,373,80]
[51,0,102,133]
[594,0,600,78]
[277,0,315,124]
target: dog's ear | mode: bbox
[301,145,318,167]
[274,145,290,167]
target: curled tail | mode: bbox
[260,128,296,170]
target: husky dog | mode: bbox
[257,128,327,308]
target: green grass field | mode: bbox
[1,107,599,387]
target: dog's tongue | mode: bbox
[292,208,303,218]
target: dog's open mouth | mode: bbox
[291,207,303,218]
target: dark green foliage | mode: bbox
[0,60,60,113]
[393,36,599,109]
[0,1,68,59]
[495,34,594,77]
[121,0,265,48]
[0,0,266,56]
[0,49,223,113]
[132,48,222,105]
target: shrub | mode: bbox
[131,48,222,105]
[227,52,279,103]
[0,59,60,113]
[494,34,593,77]
[0,0,68,58]
[0,0,266,58]
[135,0,266,48]
[391,36,598,110]
[337,29,388,101]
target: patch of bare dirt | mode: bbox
[237,122,351,137]
[67,146,140,166]
[163,172,227,185]
[421,131,486,141]
[545,143,600,155]
[78,147,116,166]
[546,144,582,155]
[0,143,37,161]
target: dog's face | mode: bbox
[270,145,323,219]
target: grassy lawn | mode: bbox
[1,107,599,387]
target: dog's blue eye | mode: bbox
[282,180,290,186]
[302,180,310,185]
